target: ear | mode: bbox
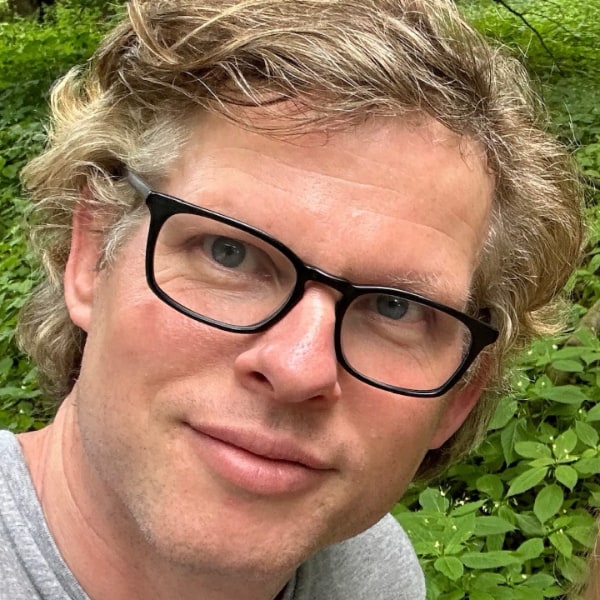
[429,367,490,449]
[63,203,105,333]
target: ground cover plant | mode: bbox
[0,1,598,598]
[0,1,119,429]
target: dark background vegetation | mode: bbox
[0,1,598,598]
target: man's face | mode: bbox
[65,113,493,578]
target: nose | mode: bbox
[233,286,342,404]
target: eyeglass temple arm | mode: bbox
[125,170,152,201]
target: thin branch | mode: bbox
[492,0,564,75]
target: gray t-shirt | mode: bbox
[0,430,425,599]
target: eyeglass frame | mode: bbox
[126,170,499,398]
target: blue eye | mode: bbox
[210,236,246,268]
[376,295,409,320]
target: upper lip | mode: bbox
[187,423,334,471]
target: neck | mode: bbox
[18,398,289,600]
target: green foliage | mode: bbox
[459,0,600,179]
[0,2,118,429]
[396,326,600,598]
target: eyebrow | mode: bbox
[382,271,471,310]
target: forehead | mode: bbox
[161,112,493,304]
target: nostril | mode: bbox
[250,371,273,389]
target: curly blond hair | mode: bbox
[18,0,584,479]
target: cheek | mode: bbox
[352,397,446,489]
[318,397,446,544]
[90,297,240,389]
[77,252,249,428]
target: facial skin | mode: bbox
[20,113,493,600]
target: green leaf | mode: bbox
[471,572,506,590]
[461,551,520,569]
[437,591,464,600]
[557,554,588,584]
[485,533,505,552]
[566,525,596,547]
[419,487,449,513]
[473,516,516,536]
[445,514,477,550]
[553,428,578,457]
[434,556,464,581]
[514,441,552,459]
[513,587,544,600]
[507,467,548,497]
[0,356,12,376]
[574,457,600,476]
[469,592,496,600]
[515,513,546,538]
[575,420,599,447]
[451,500,486,517]
[476,474,504,501]
[586,403,600,422]
[554,515,575,529]
[488,397,518,430]
[554,465,578,490]
[498,505,517,526]
[539,385,588,405]
[533,484,563,524]
[550,359,584,372]
[527,457,554,468]
[549,530,573,558]
[515,537,544,561]
[520,573,556,588]
[572,328,600,350]
[501,419,525,465]
[551,346,591,360]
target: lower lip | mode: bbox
[186,428,329,496]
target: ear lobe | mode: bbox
[429,369,489,450]
[64,205,104,333]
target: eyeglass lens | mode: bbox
[151,212,472,393]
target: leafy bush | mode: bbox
[0,3,118,428]
[395,322,600,599]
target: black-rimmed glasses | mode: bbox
[126,171,498,397]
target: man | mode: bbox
[0,1,584,599]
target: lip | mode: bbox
[185,423,334,495]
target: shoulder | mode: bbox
[0,429,89,600]
[0,429,18,452]
[291,514,425,600]
[0,430,37,497]
[0,430,25,478]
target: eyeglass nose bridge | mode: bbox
[258,263,358,334]
[298,264,357,297]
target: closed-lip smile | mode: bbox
[185,422,335,495]
[188,423,333,470]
